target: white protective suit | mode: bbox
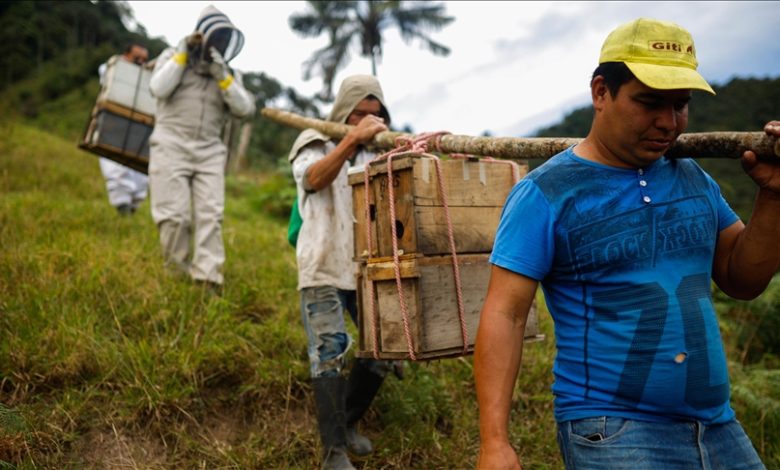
[148,5,255,285]
[97,59,148,213]
[98,158,148,212]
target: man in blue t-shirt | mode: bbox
[474,18,780,470]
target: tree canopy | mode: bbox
[0,0,166,90]
[289,0,454,101]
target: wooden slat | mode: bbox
[373,169,419,257]
[414,205,504,255]
[352,181,378,258]
[96,101,155,126]
[365,258,420,281]
[356,253,544,360]
[411,158,523,207]
[78,141,149,174]
[347,157,415,184]
[377,277,421,353]
[415,256,489,352]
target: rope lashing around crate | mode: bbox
[362,131,469,360]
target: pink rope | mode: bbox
[430,154,469,355]
[385,151,418,360]
[362,137,415,360]
[361,131,476,360]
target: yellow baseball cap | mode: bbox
[600,18,715,95]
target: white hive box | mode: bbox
[97,56,156,116]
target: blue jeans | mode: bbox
[557,417,765,470]
[300,286,393,378]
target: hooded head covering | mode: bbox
[289,75,390,161]
[193,5,245,63]
[327,75,391,124]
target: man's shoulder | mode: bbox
[289,129,332,163]
[526,148,583,185]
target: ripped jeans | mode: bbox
[300,286,393,378]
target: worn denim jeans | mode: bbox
[557,416,765,470]
[300,286,393,378]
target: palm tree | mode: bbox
[289,0,454,101]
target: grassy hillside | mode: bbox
[0,121,560,468]
[1,121,779,469]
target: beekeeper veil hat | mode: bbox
[195,5,245,63]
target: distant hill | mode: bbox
[533,77,780,220]
[0,1,166,137]
[0,0,167,93]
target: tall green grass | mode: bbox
[0,121,778,469]
[0,121,557,468]
[717,276,780,467]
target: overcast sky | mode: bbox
[127,1,780,137]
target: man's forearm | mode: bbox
[475,307,526,446]
[726,188,780,298]
[304,135,360,191]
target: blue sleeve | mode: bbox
[716,192,740,231]
[702,170,740,231]
[489,179,555,281]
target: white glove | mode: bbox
[209,47,232,85]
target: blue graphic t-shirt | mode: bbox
[490,148,740,425]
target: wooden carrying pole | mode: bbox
[262,107,780,161]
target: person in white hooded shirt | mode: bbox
[148,5,255,290]
[290,75,397,470]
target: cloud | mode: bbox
[390,82,452,131]
[128,1,780,138]
[497,91,592,137]
[494,10,592,56]
[690,2,780,81]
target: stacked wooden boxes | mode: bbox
[349,154,543,360]
[79,56,155,173]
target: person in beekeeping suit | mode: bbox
[98,43,150,215]
[148,4,255,292]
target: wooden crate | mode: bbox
[78,56,155,174]
[79,107,153,173]
[349,155,526,259]
[355,253,543,360]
